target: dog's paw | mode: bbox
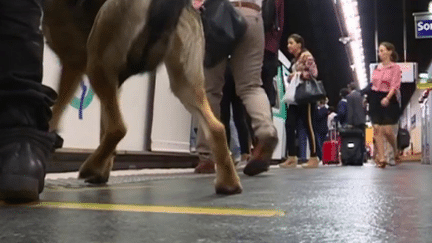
[78,169,97,180]
[215,184,243,195]
[78,169,109,184]
[214,176,243,195]
[84,175,109,184]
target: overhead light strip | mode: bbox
[339,0,368,89]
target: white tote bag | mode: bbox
[282,72,301,105]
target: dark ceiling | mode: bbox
[280,0,432,107]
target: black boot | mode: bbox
[0,98,62,202]
[0,128,57,202]
[0,92,60,203]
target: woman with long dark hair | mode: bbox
[279,34,320,168]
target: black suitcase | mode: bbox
[339,127,364,166]
[397,128,410,150]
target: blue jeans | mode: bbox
[315,132,327,160]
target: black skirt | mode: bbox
[368,90,400,125]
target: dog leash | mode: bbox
[79,81,87,120]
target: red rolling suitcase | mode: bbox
[322,129,340,165]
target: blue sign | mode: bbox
[414,12,432,39]
[416,20,432,38]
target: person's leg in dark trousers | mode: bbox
[220,68,235,149]
[280,105,299,168]
[315,133,322,160]
[300,103,319,168]
[0,0,58,202]
[220,67,251,164]
[286,105,298,157]
[231,96,251,160]
[261,50,278,108]
[297,118,308,163]
[315,132,327,161]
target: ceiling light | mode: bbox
[339,0,368,89]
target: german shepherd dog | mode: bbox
[43,0,242,194]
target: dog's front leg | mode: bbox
[77,65,126,183]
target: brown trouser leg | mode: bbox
[196,7,277,161]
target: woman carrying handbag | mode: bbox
[280,34,320,169]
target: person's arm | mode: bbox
[300,52,318,80]
[277,0,284,32]
[337,101,348,124]
[386,65,402,99]
[347,95,354,125]
[382,65,402,106]
[336,102,342,122]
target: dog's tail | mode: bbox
[121,0,190,81]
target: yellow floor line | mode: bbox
[44,185,154,192]
[28,201,285,217]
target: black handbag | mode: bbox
[201,0,248,68]
[294,77,326,104]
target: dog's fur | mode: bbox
[43,0,242,194]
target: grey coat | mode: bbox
[346,90,366,126]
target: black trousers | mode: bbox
[261,50,278,107]
[0,0,56,132]
[286,103,317,157]
[220,67,250,155]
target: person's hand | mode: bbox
[381,97,390,107]
[288,72,299,81]
[288,73,294,80]
[193,0,204,10]
[301,72,311,80]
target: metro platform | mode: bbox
[1,161,432,243]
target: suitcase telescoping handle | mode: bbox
[329,129,337,141]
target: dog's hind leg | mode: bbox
[164,9,242,195]
[50,64,85,132]
[43,0,93,132]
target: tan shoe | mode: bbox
[194,160,215,174]
[302,156,319,168]
[279,156,298,168]
[241,153,251,162]
[376,160,387,169]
